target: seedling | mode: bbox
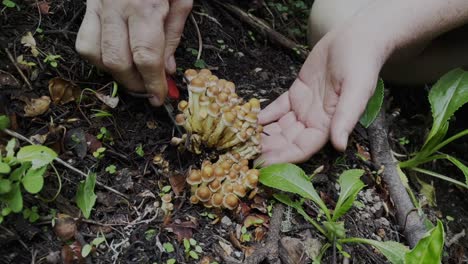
[259,163,446,263]
[2,0,16,8]
[92,147,106,159]
[43,54,62,68]
[398,137,410,146]
[398,68,468,189]
[183,238,202,260]
[75,173,97,219]
[97,127,112,142]
[144,229,157,241]
[82,233,106,257]
[240,226,252,242]
[105,165,116,174]
[135,144,144,157]
[194,59,206,69]
[163,242,175,253]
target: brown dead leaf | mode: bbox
[85,133,102,153]
[24,96,51,117]
[356,143,371,161]
[61,245,74,264]
[0,70,20,88]
[250,196,267,213]
[95,92,119,108]
[54,213,77,241]
[254,226,267,241]
[49,77,81,105]
[169,173,186,196]
[243,214,269,228]
[37,1,50,14]
[218,240,234,256]
[164,220,198,242]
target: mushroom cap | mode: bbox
[241,102,251,113]
[240,165,249,176]
[237,111,246,121]
[198,69,212,77]
[225,81,236,93]
[178,100,188,111]
[231,164,241,172]
[207,75,219,86]
[190,195,199,204]
[175,113,186,126]
[245,112,258,124]
[202,164,215,182]
[246,127,255,137]
[153,154,164,165]
[252,134,261,145]
[208,103,220,117]
[211,193,224,207]
[217,79,227,89]
[223,111,236,126]
[240,159,249,167]
[256,125,264,134]
[214,166,225,180]
[187,169,202,185]
[249,98,261,112]
[200,95,209,106]
[227,170,239,181]
[222,182,234,193]
[189,77,206,93]
[220,160,232,172]
[237,131,248,142]
[233,183,246,197]
[207,86,219,97]
[209,179,222,192]
[245,171,259,189]
[223,193,239,210]
[195,186,212,202]
[184,69,198,80]
[216,92,229,106]
[161,193,172,203]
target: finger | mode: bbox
[75,0,103,68]
[293,127,329,159]
[258,92,291,125]
[330,74,378,151]
[101,2,145,93]
[164,0,193,74]
[260,133,288,153]
[263,122,282,135]
[258,144,306,166]
[128,1,170,106]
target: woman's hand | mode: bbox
[76,0,193,106]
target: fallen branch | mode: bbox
[243,203,285,264]
[4,48,33,90]
[216,2,308,60]
[2,128,129,200]
[367,109,426,247]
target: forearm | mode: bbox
[351,0,468,63]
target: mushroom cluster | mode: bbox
[171,69,262,160]
[187,152,259,210]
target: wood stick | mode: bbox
[4,48,33,90]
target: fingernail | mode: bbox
[166,56,176,74]
[340,132,349,151]
[149,95,162,106]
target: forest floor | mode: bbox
[0,1,467,263]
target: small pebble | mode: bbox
[221,216,232,226]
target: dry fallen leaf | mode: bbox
[24,96,51,117]
[95,92,119,108]
[0,70,20,88]
[54,213,77,241]
[218,240,234,256]
[20,32,39,57]
[37,1,50,14]
[164,220,198,242]
[243,214,269,228]
[168,173,186,196]
[49,77,81,105]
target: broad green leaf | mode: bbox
[17,145,57,169]
[75,173,97,219]
[260,163,330,219]
[445,155,468,185]
[424,68,468,150]
[6,138,17,159]
[167,259,176,264]
[0,115,10,130]
[189,250,199,259]
[0,162,11,174]
[3,183,23,212]
[405,220,444,264]
[359,78,384,128]
[81,244,92,257]
[332,169,365,221]
[323,221,346,238]
[0,179,12,194]
[163,242,175,253]
[343,238,409,264]
[416,177,436,207]
[10,163,31,181]
[22,166,47,194]
[92,236,106,246]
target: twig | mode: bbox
[216,2,308,60]
[190,13,203,61]
[367,109,426,247]
[4,48,33,90]
[243,203,284,264]
[2,128,130,200]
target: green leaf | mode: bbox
[416,177,436,207]
[332,169,365,221]
[189,238,197,246]
[0,162,11,174]
[6,138,17,159]
[0,179,12,194]
[323,221,346,238]
[22,166,47,194]
[260,163,330,219]
[92,236,106,246]
[359,78,384,128]
[444,155,468,185]
[163,242,175,253]
[167,258,176,264]
[0,115,10,130]
[405,220,444,264]
[3,183,23,212]
[17,145,57,169]
[75,173,97,219]
[10,163,31,181]
[82,244,92,257]
[343,238,409,264]
[189,250,199,259]
[183,239,190,252]
[2,0,15,8]
[194,59,206,69]
[424,68,468,150]
[195,245,203,253]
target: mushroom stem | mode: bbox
[188,77,207,133]
[208,111,236,147]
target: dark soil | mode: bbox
[0,1,466,264]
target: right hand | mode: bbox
[76,0,193,106]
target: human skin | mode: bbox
[257,0,468,166]
[75,0,193,106]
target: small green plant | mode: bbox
[399,68,468,189]
[2,0,16,8]
[194,59,206,69]
[399,137,410,146]
[240,226,252,242]
[93,147,106,159]
[135,144,144,157]
[163,242,175,253]
[43,54,62,68]
[200,211,216,220]
[183,238,202,260]
[1,117,57,223]
[105,165,116,174]
[166,259,176,264]
[75,173,97,219]
[144,229,157,241]
[91,109,113,118]
[97,127,112,142]
[82,233,106,257]
[259,163,445,263]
